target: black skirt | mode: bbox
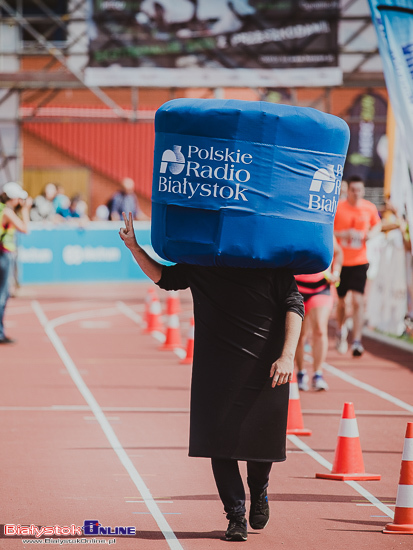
[157,264,304,462]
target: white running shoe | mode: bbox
[312,373,329,391]
[297,370,309,391]
[336,339,348,354]
[336,325,348,354]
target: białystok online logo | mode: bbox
[157,144,343,214]
[4,520,136,537]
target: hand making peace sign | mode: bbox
[119,211,138,250]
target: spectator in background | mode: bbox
[0,182,32,344]
[94,204,110,221]
[54,192,89,223]
[68,194,89,220]
[30,182,58,222]
[334,176,382,357]
[109,177,141,221]
[379,198,406,234]
[53,185,71,218]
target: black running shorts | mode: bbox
[336,264,369,297]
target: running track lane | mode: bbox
[1,282,412,550]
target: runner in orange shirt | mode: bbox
[334,176,381,356]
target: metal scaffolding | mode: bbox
[0,0,385,184]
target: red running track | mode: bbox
[1,281,413,550]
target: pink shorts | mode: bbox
[304,293,333,315]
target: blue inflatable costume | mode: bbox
[151,99,350,274]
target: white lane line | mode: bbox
[287,435,395,520]
[117,301,187,360]
[31,300,184,550]
[133,513,182,515]
[116,301,143,324]
[5,306,34,315]
[302,409,412,416]
[0,406,190,412]
[172,347,187,360]
[323,363,413,414]
[49,306,120,328]
[126,501,174,504]
[80,320,112,329]
[356,503,395,507]
[0,406,91,411]
[303,353,413,414]
[10,301,115,314]
[2,405,404,417]
[83,416,120,421]
[345,480,395,519]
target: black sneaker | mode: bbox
[0,337,15,344]
[351,342,364,357]
[249,489,270,530]
[225,516,248,541]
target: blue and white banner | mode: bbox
[16,222,161,284]
[368,0,413,250]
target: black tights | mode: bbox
[211,458,272,519]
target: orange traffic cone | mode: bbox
[287,371,312,436]
[144,287,157,327]
[383,422,413,534]
[166,291,181,316]
[144,292,163,333]
[316,402,381,481]
[161,313,182,350]
[180,317,194,364]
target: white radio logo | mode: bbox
[309,165,336,193]
[160,145,185,175]
[308,164,343,214]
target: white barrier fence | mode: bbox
[367,231,413,338]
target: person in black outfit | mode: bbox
[120,212,304,542]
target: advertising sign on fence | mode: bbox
[86,0,342,87]
[17,222,158,284]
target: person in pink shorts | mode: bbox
[295,237,343,391]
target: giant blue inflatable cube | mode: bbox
[151,99,350,273]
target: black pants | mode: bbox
[211,458,272,519]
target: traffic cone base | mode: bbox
[384,501,413,533]
[286,371,312,436]
[383,525,413,534]
[316,472,381,481]
[287,427,312,436]
[162,342,181,351]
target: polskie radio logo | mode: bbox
[308,164,343,215]
[4,520,136,538]
[160,145,185,175]
[158,144,252,202]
